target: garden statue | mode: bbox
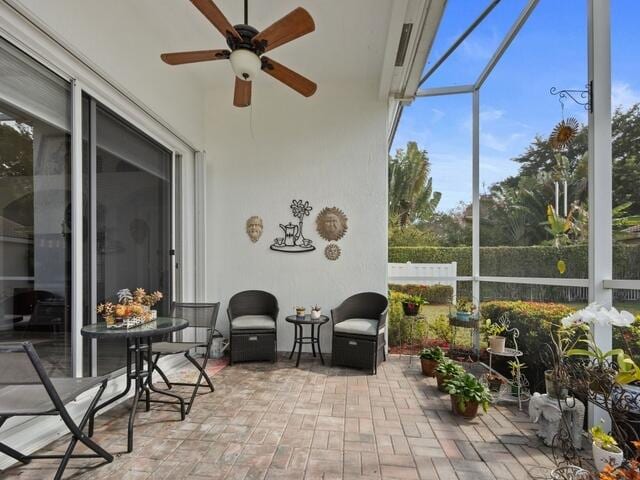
[529,392,585,448]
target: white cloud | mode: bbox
[612,81,640,109]
[481,108,504,121]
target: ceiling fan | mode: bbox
[161,0,317,107]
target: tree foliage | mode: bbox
[389,142,441,227]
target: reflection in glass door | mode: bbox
[0,38,72,376]
[83,97,172,375]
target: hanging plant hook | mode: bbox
[549,81,592,113]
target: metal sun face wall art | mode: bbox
[270,200,315,253]
[324,243,341,261]
[316,207,348,242]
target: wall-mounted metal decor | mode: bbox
[270,200,315,253]
[316,207,348,241]
[246,216,263,243]
[325,243,341,261]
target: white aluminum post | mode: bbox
[472,89,480,351]
[587,0,613,426]
[71,80,83,378]
[194,152,206,302]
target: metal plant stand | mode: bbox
[484,320,530,411]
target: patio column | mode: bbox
[587,0,612,425]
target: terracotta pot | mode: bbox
[592,441,624,472]
[489,336,506,353]
[421,358,439,377]
[450,395,480,419]
[435,372,449,392]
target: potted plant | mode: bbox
[507,359,527,396]
[591,423,624,472]
[454,298,474,322]
[598,442,640,479]
[444,372,491,419]
[420,346,444,377]
[134,288,163,319]
[485,373,504,393]
[402,295,425,316]
[311,305,322,319]
[482,319,507,353]
[435,359,465,392]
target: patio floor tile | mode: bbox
[3,354,563,479]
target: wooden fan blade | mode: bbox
[261,57,317,97]
[191,0,241,41]
[253,7,315,53]
[161,49,229,65]
[234,78,252,107]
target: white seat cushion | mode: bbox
[334,318,379,336]
[231,315,276,330]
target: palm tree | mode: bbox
[388,142,441,227]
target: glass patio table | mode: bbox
[81,317,188,452]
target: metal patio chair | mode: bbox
[331,292,389,374]
[0,342,113,480]
[228,290,278,365]
[151,302,220,414]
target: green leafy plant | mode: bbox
[444,373,492,413]
[402,295,426,306]
[507,359,527,378]
[567,332,624,368]
[455,298,474,314]
[420,346,444,361]
[591,424,619,453]
[481,319,506,338]
[616,353,640,385]
[435,358,465,377]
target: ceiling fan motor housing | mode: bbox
[227,24,261,53]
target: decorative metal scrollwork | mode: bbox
[550,82,592,112]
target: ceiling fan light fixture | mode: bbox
[229,49,261,80]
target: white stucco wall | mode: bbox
[204,81,388,353]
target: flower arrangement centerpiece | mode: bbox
[96,288,162,329]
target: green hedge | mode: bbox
[389,244,640,279]
[388,284,453,305]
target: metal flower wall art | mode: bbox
[270,200,316,253]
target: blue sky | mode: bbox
[391,0,640,212]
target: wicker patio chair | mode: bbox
[0,342,113,480]
[151,302,220,414]
[227,290,278,365]
[331,292,389,374]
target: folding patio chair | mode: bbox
[0,342,113,480]
[151,302,220,415]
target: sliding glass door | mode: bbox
[83,97,172,375]
[0,38,72,376]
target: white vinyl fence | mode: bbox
[388,262,457,301]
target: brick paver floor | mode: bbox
[3,354,561,479]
